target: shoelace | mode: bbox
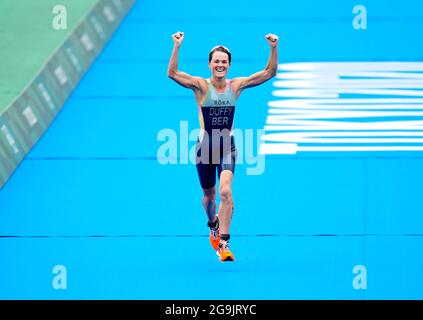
[211,227,219,239]
[219,241,230,252]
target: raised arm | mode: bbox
[167,32,202,90]
[232,33,279,94]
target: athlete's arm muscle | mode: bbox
[232,34,279,94]
[167,32,202,90]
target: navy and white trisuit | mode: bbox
[195,79,238,189]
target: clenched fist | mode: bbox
[265,33,279,47]
[172,31,184,48]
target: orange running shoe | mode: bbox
[216,241,235,262]
[208,217,220,250]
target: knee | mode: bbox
[219,185,232,202]
[203,188,216,202]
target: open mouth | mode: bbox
[215,67,225,73]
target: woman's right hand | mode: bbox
[172,31,184,48]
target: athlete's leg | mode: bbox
[217,136,237,235]
[214,137,236,261]
[203,186,220,250]
[215,170,235,261]
[196,140,217,223]
[196,140,221,250]
[202,187,217,224]
[217,170,234,235]
[197,166,220,250]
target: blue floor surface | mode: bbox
[1,0,423,299]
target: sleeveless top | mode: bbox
[198,79,237,143]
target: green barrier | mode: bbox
[0,0,135,188]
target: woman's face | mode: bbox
[209,51,230,79]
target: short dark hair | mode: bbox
[209,45,231,64]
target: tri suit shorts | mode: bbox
[195,135,237,189]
